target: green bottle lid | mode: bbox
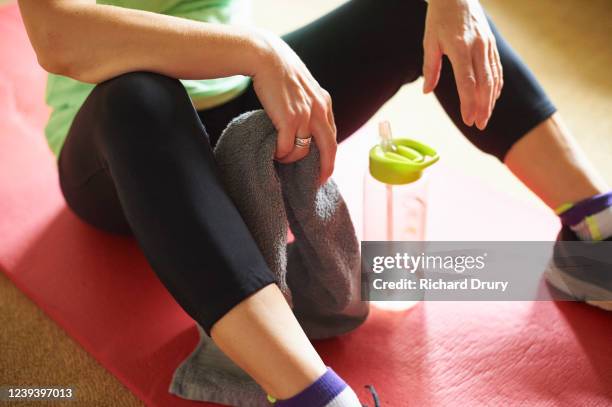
[369,137,439,185]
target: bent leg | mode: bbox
[277,0,607,212]
[58,71,326,399]
[59,71,277,333]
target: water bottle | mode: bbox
[363,121,439,310]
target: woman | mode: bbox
[18,0,611,405]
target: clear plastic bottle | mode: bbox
[363,122,439,310]
[363,171,429,241]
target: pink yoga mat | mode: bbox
[2,5,611,406]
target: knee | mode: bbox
[92,71,188,137]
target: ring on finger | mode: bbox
[294,136,312,148]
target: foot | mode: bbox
[544,225,612,311]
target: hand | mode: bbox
[250,30,337,184]
[422,0,503,130]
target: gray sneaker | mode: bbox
[544,225,612,311]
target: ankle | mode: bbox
[557,191,612,241]
[267,363,327,400]
[270,367,361,407]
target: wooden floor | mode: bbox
[1,0,610,405]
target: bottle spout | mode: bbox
[378,121,397,153]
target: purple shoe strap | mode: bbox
[559,191,612,226]
[275,367,347,407]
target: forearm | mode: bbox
[19,1,264,83]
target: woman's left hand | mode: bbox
[422,0,503,130]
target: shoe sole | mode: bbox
[544,261,612,311]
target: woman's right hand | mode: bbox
[250,30,337,185]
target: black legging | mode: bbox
[57,0,555,336]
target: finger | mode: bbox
[295,65,337,137]
[488,44,500,102]
[275,123,296,161]
[297,73,336,140]
[422,37,442,94]
[494,46,504,99]
[489,44,503,115]
[327,106,337,140]
[472,40,494,130]
[277,104,311,163]
[276,99,308,161]
[310,112,337,184]
[277,121,311,164]
[322,89,337,137]
[308,84,336,135]
[488,46,498,115]
[302,83,337,159]
[448,49,477,126]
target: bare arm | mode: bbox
[18,0,263,83]
[18,0,338,183]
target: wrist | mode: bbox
[241,27,275,78]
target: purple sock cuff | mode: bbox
[275,367,347,407]
[559,191,612,226]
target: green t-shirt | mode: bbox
[45,0,251,157]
